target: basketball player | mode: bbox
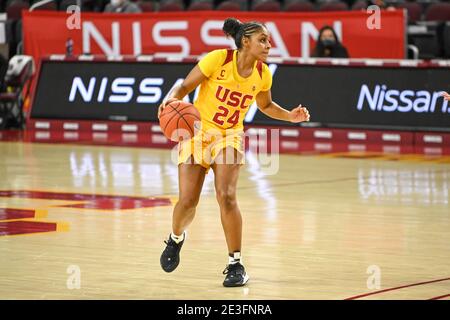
[158,18,310,287]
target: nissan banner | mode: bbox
[30,59,450,131]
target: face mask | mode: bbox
[321,39,336,48]
[111,0,122,6]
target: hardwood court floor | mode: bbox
[0,140,449,300]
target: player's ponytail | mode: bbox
[223,18,266,50]
[223,18,243,48]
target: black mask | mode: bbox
[321,39,336,48]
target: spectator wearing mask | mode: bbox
[311,25,349,58]
[104,0,142,12]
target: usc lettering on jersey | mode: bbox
[196,49,272,134]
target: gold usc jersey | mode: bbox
[195,49,272,134]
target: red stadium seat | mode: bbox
[252,0,281,12]
[188,1,213,11]
[6,0,30,20]
[59,0,76,10]
[216,0,242,11]
[319,1,348,12]
[159,0,184,11]
[351,0,367,11]
[136,0,155,11]
[31,0,58,10]
[284,0,314,12]
[398,2,423,23]
[59,0,88,11]
[424,3,450,21]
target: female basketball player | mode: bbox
[158,18,310,287]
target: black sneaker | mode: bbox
[160,233,184,273]
[222,262,249,287]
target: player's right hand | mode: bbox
[441,92,450,101]
[158,98,178,119]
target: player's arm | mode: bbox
[158,66,207,119]
[255,90,310,123]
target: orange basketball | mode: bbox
[159,100,201,142]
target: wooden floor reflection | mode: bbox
[0,141,449,299]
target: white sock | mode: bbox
[228,251,241,265]
[170,232,185,244]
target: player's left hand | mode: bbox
[289,105,310,123]
[441,91,450,101]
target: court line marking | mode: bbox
[344,277,450,300]
[0,190,173,211]
[0,221,70,237]
[429,294,450,300]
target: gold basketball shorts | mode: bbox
[177,129,245,172]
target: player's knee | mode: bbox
[178,195,199,210]
[216,190,237,211]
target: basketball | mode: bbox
[159,100,201,142]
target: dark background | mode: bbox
[268,64,450,131]
[31,61,195,121]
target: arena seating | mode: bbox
[0,0,449,59]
